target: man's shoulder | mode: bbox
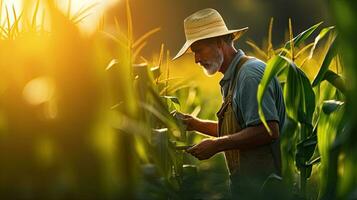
[238,57,266,80]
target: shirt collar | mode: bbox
[219,49,245,87]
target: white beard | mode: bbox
[202,54,223,76]
[203,62,220,76]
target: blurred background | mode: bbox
[1,0,335,107]
[2,0,333,52]
[107,0,333,57]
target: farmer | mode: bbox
[173,8,286,198]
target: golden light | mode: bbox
[54,0,121,33]
[1,0,121,33]
[1,0,22,24]
[23,76,55,106]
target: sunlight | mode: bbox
[1,0,120,33]
[1,0,22,24]
[55,0,121,33]
[23,76,55,106]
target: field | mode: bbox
[0,0,356,199]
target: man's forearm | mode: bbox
[215,122,278,151]
[191,119,218,137]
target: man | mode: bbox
[173,8,286,198]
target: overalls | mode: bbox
[216,56,281,199]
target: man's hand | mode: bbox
[181,115,198,131]
[172,111,198,131]
[186,138,220,160]
[172,111,218,137]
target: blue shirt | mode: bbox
[219,49,286,131]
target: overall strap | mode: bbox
[226,55,252,99]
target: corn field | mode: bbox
[0,0,356,199]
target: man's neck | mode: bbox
[219,47,238,74]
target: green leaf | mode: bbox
[322,100,344,114]
[295,42,314,59]
[317,98,345,198]
[280,56,315,125]
[281,21,323,56]
[309,26,335,59]
[246,40,268,60]
[284,60,301,121]
[323,70,346,94]
[162,96,180,106]
[141,102,172,126]
[280,117,299,184]
[296,134,317,174]
[150,66,161,80]
[151,128,172,177]
[162,96,181,111]
[306,156,321,166]
[257,55,288,134]
[258,55,315,133]
[312,36,338,87]
[296,67,316,125]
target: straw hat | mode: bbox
[173,8,248,60]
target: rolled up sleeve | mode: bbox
[236,77,279,128]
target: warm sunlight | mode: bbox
[0,0,355,199]
[1,0,22,24]
[55,0,120,33]
[1,0,120,33]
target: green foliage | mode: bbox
[256,21,348,199]
[312,36,338,87]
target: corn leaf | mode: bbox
[322,100,344,114]
[32,0,40,30]
[280,117,299,184]
[267,17,275,58]
[161,96,180,106]
[133,27,161,49]
[71,2,98,23]
[323,70,346,94]
[312,36,338,87]
[296,134,318,176]
[317,100,345,199]
[257,55,288,134]
[281,57,315,124]
[297,67,316,125]
[246,40,268,60]
[295,43,314,59]
[309,26,335,59]
[284,62,301,121]
[281,22,323,56]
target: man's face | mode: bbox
[191,38,224,76]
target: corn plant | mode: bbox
[0,0,114,198]
[323,0,357,199]
[103,0,200,198]
[256,20,348,199]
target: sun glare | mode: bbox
[1,0,22,24]
[55,0,121,33]
[1,0,120,33]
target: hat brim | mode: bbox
[172,27,249,60]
